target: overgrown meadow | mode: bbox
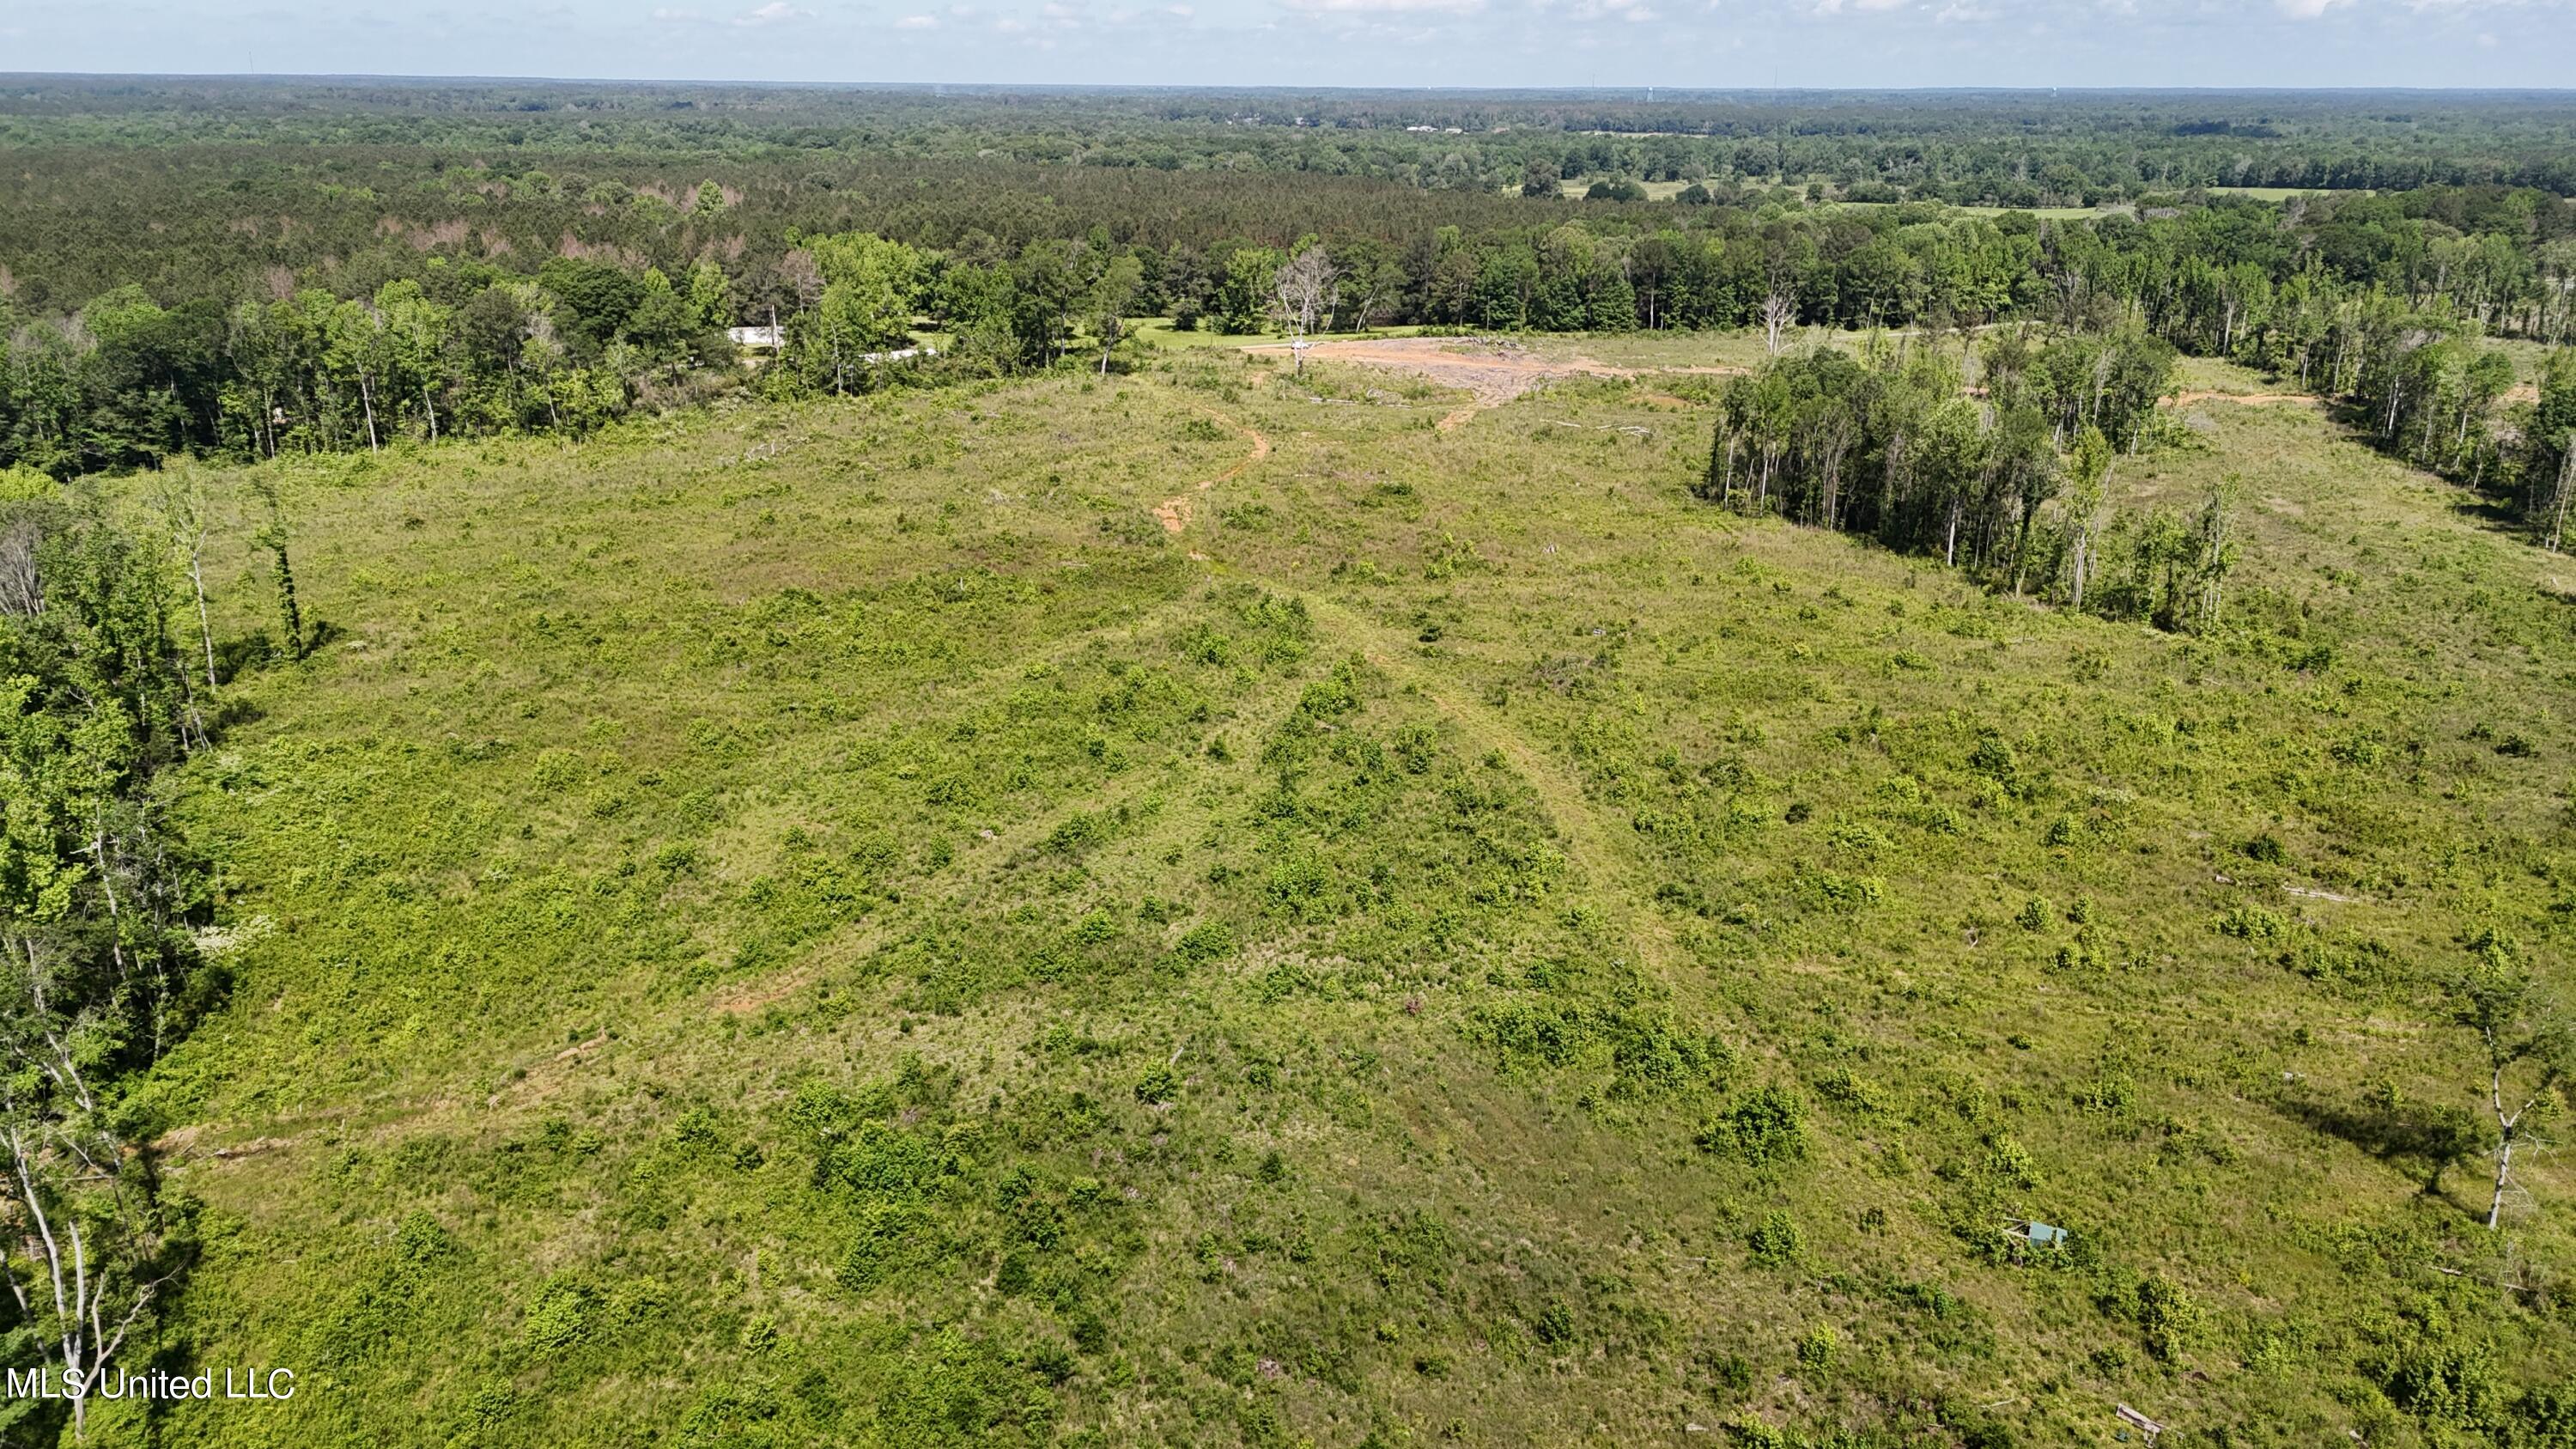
[106,340,2576,1446]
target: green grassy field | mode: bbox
[115,337,2576,1447]
[1537,180,2111,217]
[1820,200,2123,222]
[1131,320,1443,350]
[1551,178,1702,201]
[2207,186,2371,202]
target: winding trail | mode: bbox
[1154,407,1273,534]
[1293,592,1684,979]
[1149,378,1682,978]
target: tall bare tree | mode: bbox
[2541,432,2576,554]
[1087,255,1143,377]
[2451,966,2575,1231]
[2062,424,2113,611]
[1762,285,1798,356]
[1272,246,1339,376]
[152,463,221,689]
[3,1063,172,1439]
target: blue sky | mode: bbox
[6,0,2569,88]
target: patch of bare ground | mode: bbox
[1246,337,1747,429]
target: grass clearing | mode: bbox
[109,343,2576,1446]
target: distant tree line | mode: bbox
[8,81,2576,203]
[6,183,2574,474]
[4,87,2574,558]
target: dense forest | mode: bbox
[6,82,2573,557]
[0,466,229,1440]
[9,80,2576,196]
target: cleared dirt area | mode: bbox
[1249,338,2349,431]
[2170,390,2320,406]
[1247,336,1747,429]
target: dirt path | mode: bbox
[1290,593,1682,979]
[1155,408,1273,534]
[1246,336,1747,431]
[1139,372,1686,977]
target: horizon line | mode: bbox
[7,72,2576,97]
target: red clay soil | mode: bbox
[1154,411,1273,533]
[1246,336,1747,429]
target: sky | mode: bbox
[5,0,2572,90]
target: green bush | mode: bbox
[2382,1341,2506,1430]
[2136,1273,2201,1361]
[516,1275,597,1355]
[1045,811,1110,855]
[1814,1067,1887,1115]
[2216,904,2290,941]
[2512,1384,2576,1446]
[1173,920,1236,964]
[1795,1323,1838,1375]
[1698,1350,1755,1404]
[1698,1085,1808,1167]
[825,1123,953,1198]
[532,747,586,791]
[841,1202,935,1288]
[1747,1210,1805,1267]
[1135,1063,1182,1103]
[1968,734,2019,785]
[2074,1074,2136,1117]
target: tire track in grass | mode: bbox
[1289,591,1686,982]
[1151,378,1683,979]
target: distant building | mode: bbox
[727,327,939,368]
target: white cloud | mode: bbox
[1165,3,1194,15]
[1537,0,1659,19]
[894,11,941,23]
[1279,0,1485,15]
[2275,0,2347,16]
[732,0,808,21]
